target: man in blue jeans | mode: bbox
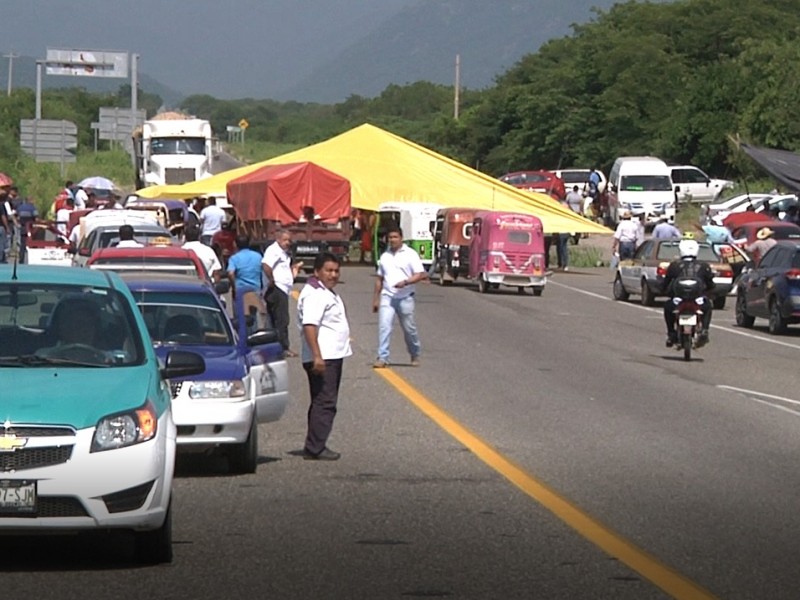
[372,224,428,368]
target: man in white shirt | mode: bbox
[611,210,642,260]
[372,224,428,368]
[183,225,223,282]
[199,197,226,246]
[297,252,351,461]
[55,197,75,235]
[73,186,89,210]
[262,229,303,357]
[116,224,144,248]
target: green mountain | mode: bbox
[280,0,656,102]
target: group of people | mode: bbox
[0,177,40,263]
[265,224,427,461]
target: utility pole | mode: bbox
[454,53,461,120]
[3,52,18,96]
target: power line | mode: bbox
[3,52,19,96]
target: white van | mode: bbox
[607,157,677,226]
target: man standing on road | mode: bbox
[652,216,681,240]
[199,197,226,246]
[183,225,224,282]
[565,185,584,215]
[262,229,303,358]
[372,224,427,368]
[297,252,351,461]
[227,234,263,299]
[611,210,641,260]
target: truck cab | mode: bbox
[134,118,214,188]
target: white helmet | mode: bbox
[679,239,699,258]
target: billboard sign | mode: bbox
[45,49,128,78]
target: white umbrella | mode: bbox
[78,176,116,190]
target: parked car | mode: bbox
[736,242,800,334]
[705,193,773,224]
[499,171,566,201]
[122,273,290,474]
[612,239,747,309]
[729,220,800,246]
[71,223,175,268]
[0,265,205,563]
[87,246,210,280]
[669,165,734,203]
[606,156,676,227]
[552,168,607,194]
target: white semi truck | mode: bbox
[132,112,214,189]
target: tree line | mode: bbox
[1,0,799,199]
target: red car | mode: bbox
[86,245,210,280]
[499,171,566,201]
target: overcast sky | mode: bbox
[4,0,415,99]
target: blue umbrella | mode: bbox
[77,176,116,190]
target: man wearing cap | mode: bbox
[746,227,777,264]
[652,215,681,240]
[611,210,642,260]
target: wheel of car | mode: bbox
[228,416,258,474]
[478,275,489,294]
[612,275,629,301]
[641,280,655,306]
[735,293,755,328]
[517,286,526,294]
[713,295,726,310]
[768,298,787,335]
[135,500,173,564]
[532,287,543,297]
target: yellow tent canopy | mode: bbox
[135,123,611,234]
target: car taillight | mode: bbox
[657,262,670,277]
[786,269,800,280]
[718,268,734,278]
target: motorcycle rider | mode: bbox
[662,238,716,348]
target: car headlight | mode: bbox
[188,380,246,399]
[92,401,158,453]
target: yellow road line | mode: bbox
[376,368,718,600]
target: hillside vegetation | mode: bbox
[1,0,799,212]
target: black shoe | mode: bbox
[303,448,341,461]
[696,331,709,348]
[666,332,678,348]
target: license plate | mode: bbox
[678,315,697,326]
[43,249,66,260]
[0,480,37,514]
[451,260,460,267]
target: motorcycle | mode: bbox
[671,279,708,361]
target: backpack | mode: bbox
[670,260,705,299]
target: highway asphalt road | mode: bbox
[3,262,799,599]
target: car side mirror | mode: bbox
[674,185,681,193]
[161,350,205,379]
[247,329,279,347]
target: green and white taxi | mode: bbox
[0,265,204,563]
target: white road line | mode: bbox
[549,280,800,350]
[717,385,800,407]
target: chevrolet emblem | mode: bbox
[0,434,27,452]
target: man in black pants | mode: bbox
[297,253,352,461]
[262,229,303,357]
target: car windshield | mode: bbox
[656,242,718,262]
[620,175,673,192]
[133,291,233,346]
[560,172,588,184]
[0,283,144,367]
[99,230,174,248]
[502,173,548,185]
[149,137,206,155]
